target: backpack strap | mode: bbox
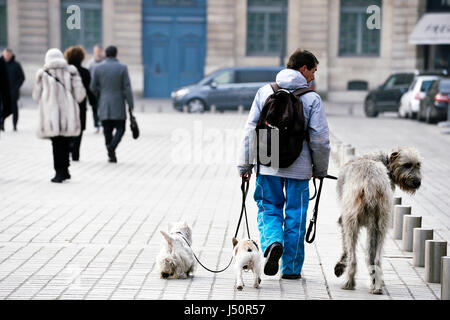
[270,82,280,93]
[292,87,314,97]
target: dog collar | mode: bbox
[175,232,192,246]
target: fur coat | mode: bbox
[32,48,86,138]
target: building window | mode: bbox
[427,0,450,12]
[339,0,381,56]
[61,0,102,52]
[0,0,7,48]
[246,0,287,56]
[153,0,196,6]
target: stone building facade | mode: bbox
[1,0,437,102]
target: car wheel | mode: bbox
[187,98,206,113]
[364,100,378,118]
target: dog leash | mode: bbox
[305,175,338,244]
[179,178,252,274]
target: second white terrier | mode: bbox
[157,221,196,279]
[232,237,262,290]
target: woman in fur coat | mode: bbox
[32,48,86,183]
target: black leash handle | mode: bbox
[306,175,337,244]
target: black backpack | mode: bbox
[255,83,313,175]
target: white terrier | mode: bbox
[232,237,262,290]
[157,221,196,279]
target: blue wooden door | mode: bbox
[142,0,206,97]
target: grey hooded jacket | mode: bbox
[237,69,330,180]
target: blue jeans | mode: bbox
[254,174,309,275]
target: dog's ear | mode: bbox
[232,237,238,247]
[160,231,173,250]
[389,151,400,163]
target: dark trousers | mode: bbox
[70,133,83,160]
[51,136,71,172]
[92,105,100,128]
[11,99,18,129]
[102,120,126,151]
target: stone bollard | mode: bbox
[183,105,189,113]
[393,197,402,205]
[413,228,433,267]
[388,197,402,228]
[442,257,450,300]
[332,141,343,164]
[210,105,216,114]
[343,146,355,165]
[393,205,411,240]
[402,216,422,252]
[425,240,447,283]
[238,105,244,114]
[340,144,352,166]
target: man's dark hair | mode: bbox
[287,49,319,70]
[105,45,118,58]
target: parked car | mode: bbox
[417,77,450,123]
[364,72,415,117]
[398,75,440,119]
[171,66,283,112]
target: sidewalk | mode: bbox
[0,101,442,300]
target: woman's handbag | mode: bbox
[129,110,139,139]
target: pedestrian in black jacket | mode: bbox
[0,55,11,132]
[1,49,25,131]
[64,45,97,161]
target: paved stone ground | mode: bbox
[0,98,446,300]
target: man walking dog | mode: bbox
[237,49,330,279]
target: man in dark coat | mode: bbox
[90,45,134,163]
[1,48,25,131]
[0,55,11,132]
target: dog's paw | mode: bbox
[369,288,383,295]
[236,285,244,291]
[253,280,260,289]
[334,263,346,277]
[341,280,355,290]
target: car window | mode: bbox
[384,76,396,89]
[384,74,413,90]
[384,76,397,90]
[409,79,417,91]
[427,81,439,96]
[439,80,450,93]
[420,80,435,92]
[213,70,234,85]
[394,74,414,86]
[235,70,278,84]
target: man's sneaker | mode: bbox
[263,242,283,276]
[281,274,302,280]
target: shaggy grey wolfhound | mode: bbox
[334,147,422,294]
